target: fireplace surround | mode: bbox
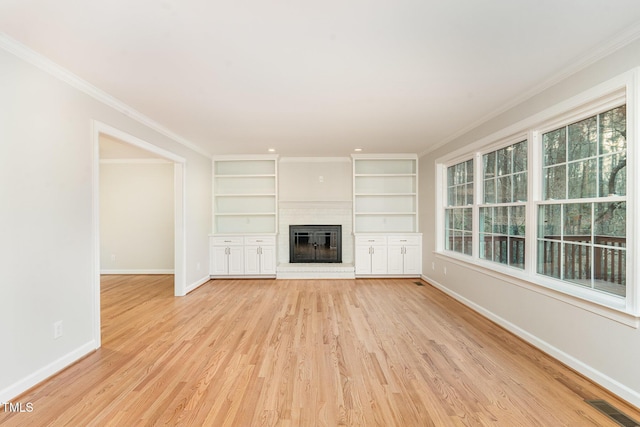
[289,225,342,263]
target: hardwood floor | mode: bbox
[2,275,639,426]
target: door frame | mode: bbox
[91,121,187,348]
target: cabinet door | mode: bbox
[355,245,373,274]
[370,245,388,275]
[211,246,229,275]
[260,246,276,275]
[403,245,422,275]
[244,246,260,275]
[228,246,245,275]
[387,245,404,275]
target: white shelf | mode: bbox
[213,156,278,234]
[352,155,418,233]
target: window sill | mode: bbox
[434,250,640,328]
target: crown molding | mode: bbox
[0,32,212,158]
[420,21,640,158]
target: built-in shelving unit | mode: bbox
[352,154,418,233]
[213,156,278,234]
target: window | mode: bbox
[480,140,527,269]
[445,159,473,256]
[537,105,626,296]
[437,70,636,316]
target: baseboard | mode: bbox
[100,269,174,275]
[0,340,97,402]
[184,275,211,294]
[421,274,640,409]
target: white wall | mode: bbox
[419,39,640,407]
[100,161,174,273]
[0,45,211,401]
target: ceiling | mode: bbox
[2,1,640,157]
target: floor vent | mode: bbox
[585,400,640,427]
[414,281,424,286]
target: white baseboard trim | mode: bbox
[421,274,640,409]
[100,269,174,275]
[0,340,97,402]
[185,275,211,294]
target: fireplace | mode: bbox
[289,225,342,263]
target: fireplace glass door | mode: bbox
[289,225,342,263]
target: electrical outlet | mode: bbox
[431,262,435,270]
[196,262,201,271]
[443,267,447,275]
[111,254,116,262]
[53,321,63,339]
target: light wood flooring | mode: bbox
[2,275,639,426]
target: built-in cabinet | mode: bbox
[352,154,417,234]
[211,156,278,278]
[213,156,278,234]
[244,236,276,275]
[355,234,422,277]
[210,236,245,276]
[210,235,276,277]
[354,235,388,275]
[386,235,422,276]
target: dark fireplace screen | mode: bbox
[289,225,342,263]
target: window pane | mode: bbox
[448,186,455,206]
[510,205,525,236]
[453,209,463,230]
[593,247,625,297]
[497,147,511,176]
[599,105,626,155]
[563,243,591,286]
[484,152,496,179]
[446,208,454,230]
[599,153,626,197]
[543,127,566,166]
[568,159,597,199]
[465,183,474,205]
[480,233,492,260]
[462,231,473,255]
[466,159,474,183]
[538,240,561,279]
[543,165,566,200]
[513,172,527,202]
[496,176,512,203]
[463,208,473,231]
[510,237,525,269]
[484,179,496,204]
[513,141,527,173]
[456,185,466,206]
[494,206,508,234]
[447,166,455,186]
[452,230,461,252]
[567,116,597,161]
[564,203,592,239]
[594,202,626,239]
[538,204,561,239]
[480,207,493,233]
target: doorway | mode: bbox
[92,121,186,348]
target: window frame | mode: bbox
[435,68,639,324]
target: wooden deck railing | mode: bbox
[448,235,626,287]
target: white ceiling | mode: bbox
[3,1,640,157]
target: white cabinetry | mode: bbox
[213,157,278,234]
[210,235,276,277]
[355,236,388,275]
[210,236,244,276]
[352,155,417,233]
[355,234,422,277]
[387,235,422,276]
[244,236,276,276]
